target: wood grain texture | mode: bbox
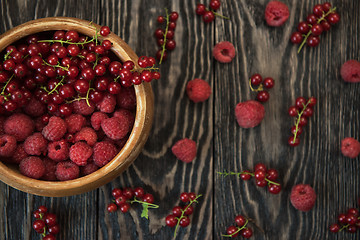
[0,0,359,240]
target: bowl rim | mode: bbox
[0,17,154,197]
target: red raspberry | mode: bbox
[42,116,67,141]
[55,161,80,181]
[101,117,130,140]
[34,116,46,132]
[80,163,99,176]
[235,100,265,128]
[69,142,93,166]
[212,41,236,63]
[116,87,136,110]
[41,158,57,181]
[0,134,17,157]
[75,127,97,146]
[0,116,5,135]
[341,137,360,158]
[23,97,46,117]
[264,1,290,27]
[4,113,34,141]
[340,60,360,83]
[186,78,212,103]
[91,112,109,130]
[65,114,86,133]
[290,184,316,211]
[24,133,47,156]
[72,99,95,115]
[171,138,197,163]
[96,93,116,113]
[19,156,45,179]
[12,144,29,164]
[113,109,135,131]
[47,139,69,162]
[93,141,118,167]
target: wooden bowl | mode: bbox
[0,17,154,197]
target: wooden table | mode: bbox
[0,0,359,239]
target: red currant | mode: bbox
[290,32,303,44]
[107,203,118,213]
[202,11,215,23]
[226,226,239,237]
[120,203,131,213]
[288,136,300,147]
[180,192,190,203]
[263,77,274,89]
[241,228,253,238]
[235,215,246,227]
[256,90,269,102]
[100,26,111,36]
[179,216,190,227]
[165,214,177,227]
[210,0,221,11]
[196,4,206,15]
[329,223,340,233]
[112,188,123,198]
[268,183,281,194]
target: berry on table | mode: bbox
[171,138,197,163]
[212,41,236,63]
[186,78,211,103]
[222,215,255,238]
[340,59,360,83]
[235,100,265,128]
[290,184,316,211]
[264,1,290,27]
[341,137,360,158]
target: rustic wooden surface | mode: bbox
[0,0,359,239]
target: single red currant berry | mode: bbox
[250,73,262,86]
[196,3,206,15]
[302,107,313,118]
[4,100,17,112]
[347,225,357,233]
[74,79,90,94]
[337,213,347,224]
[179,216,190,227]
[298,116,308,127]
[120,203,131,213]
[226,226,239,238]
[102,40,112,50]
[48,224,60,235]
[241,227,253,238]
[43,234,56,240]
[107,203,118,213]
[156,49,167,61]
[322,2,332,12]
[291,126,303,136]
[122,187,134,199]
[152,72,161,80]
[254,163,267,172]
[311,24,323,36]
[131,72,142,85]
[307,97,317,107]
[255,179,267,187]
[115,196,127,206]
[313,4,324,17]
[38,205,48,213]
[180,192,190,203]
[148,57,156,66]
[140,70,152,83]
[235,215,246,227]
[210,0,221,11]
[290,32,303,44]
[202,11,215,23]
[166,29,175,39]
[288,106,298,117]
[254,170,266,181]
[45,213,57,227]
[346,214,357,225]
[266,169,279,181]
[122,60,135,70]
[95,45,105,55]
[183,205,194,216]
[256,90,270,102]
[268,183,282,194]
[165,214,177,227]
[295,97,307,110]
[108,82,121,94]
[33,210,41,219]
[240,171,252,180]
[306,35,320,47]
[32,219,45,232]
[347,208,359,217]
[168,21,177,30]
[263,77,274,89]
[188,192,196,201]
[143,193,154,204]
[321,21,331,31]
[327,12,340,25]
[100,26,111,36]
[154,28,164,39]
[165,40,176,51]
[172,206,182,217]
[288,136,300,147]
[306,14,318,25]
[169,12,179,22]
[133,187,145,199]
[329,223,340,233]
[112,188,123,199]
[298,22,311,34]
[157,16,165,24]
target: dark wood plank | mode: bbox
[215,0,360,240]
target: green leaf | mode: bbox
[141,203,149,219]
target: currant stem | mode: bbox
[221,219,249,237]
[297,7,337,54]
[159,8,170,65]
[38,38,94,45]
[129,197,159,209]
[206,8,230,20]
[248,78,264,92]
[42,60,70,72]
[4,49,13,60]
[0,74,14,95]
[130,65,160,73]
[173,194,202,240]
[292,99,312,144]
[48,76,65,95]
[217,170,280,185]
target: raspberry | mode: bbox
[69,142,93,166]
[101,117,130,140]
[113,109,135,131]
[72,99,95,115]
[19,156,45,179]
[55,161,80,181]
[341,137,360,158]
[41,158,57,181]
[96,93,116,113]
[42,116,67,141]
[235,100,265,128]
[290,184,316,211]
[186,78,212,103]
[212,41,236,63]
[0,134,17,157]
[34,116,46,132]
[80,163,99,176]
[24,133,47,156]
[75,127,97,146]
[0,116,5,135]
[47,139,69,162]
[12,144,28,164]
[91,112,109,130]
[171,138,197,163]
[65,114,86,133]
[264,1,290,27]
[93,141,118,167]
[116,87,136,110]
[23,97,46,117]
[340,60,360,83]
[4,113,35,141]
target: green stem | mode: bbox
[173,194,202,240]
[217,170,280,186]
[297,7,337,53]
[48,76,65,95]
[248,78,263,92]
[1,74,14,95]
[159,8,170,65]
[42,60,69,71]
[38,37,94,45]
[130,66,160,73]
[4,49,13,60]
[129,198,159,209]
[221,219,249,237]
[292,99,311,144]
[206,8,230,20]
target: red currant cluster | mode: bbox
[165,192,202,239]
[218,163,281,194]
[107,187,159,219]
[32,205,59,240]
[249,73,274,103]
[288,96,317,147]
[0,25,159,115]
[222,215,253,239]
[195,1,229,23]
[154,9,179,64]
[290,2,340,53]
[329,198,360,234]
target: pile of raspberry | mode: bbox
[0,27,149,181]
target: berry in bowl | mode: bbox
[0,17,156,197]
